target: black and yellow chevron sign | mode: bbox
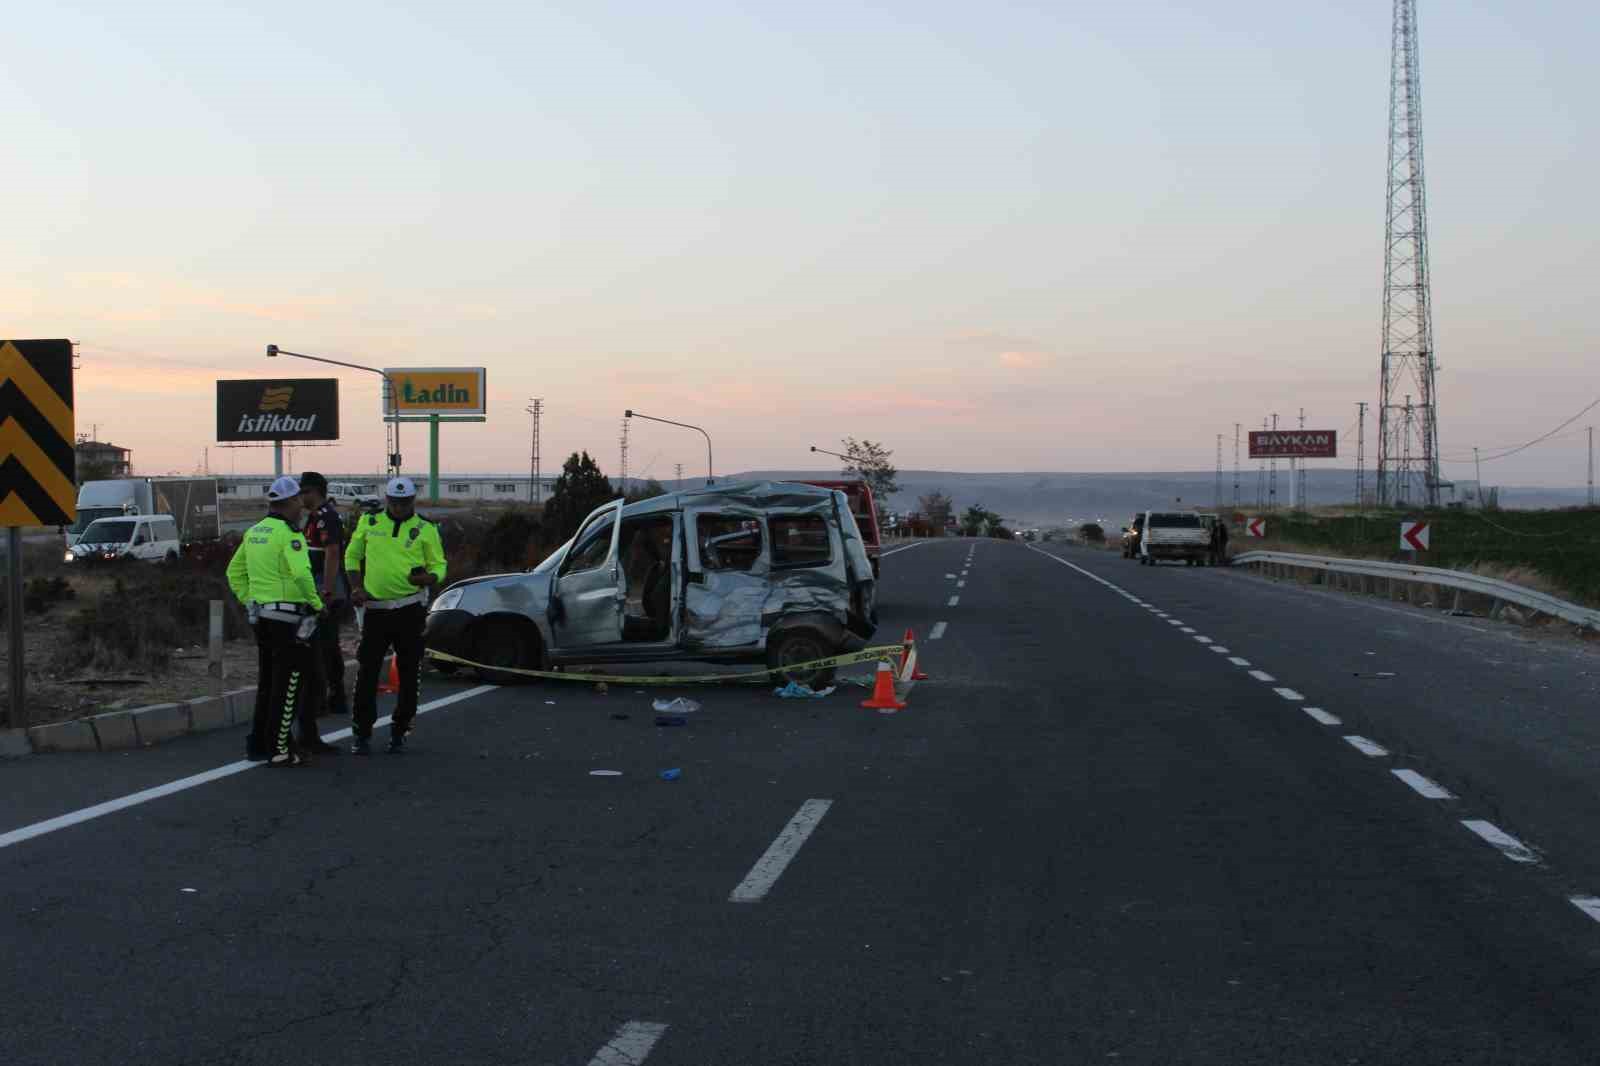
[0,339,76,528]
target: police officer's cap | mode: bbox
[266,476,301,501]
[386,476,418,499]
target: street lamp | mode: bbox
[809,444,852,464]
[625,410,713,485]
[266,345,400,477]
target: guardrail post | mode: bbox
[208,600,225,696]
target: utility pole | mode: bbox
[525,398,542,505]
[1589,427,1595,506]
[1256,418,1268,509]
[1297,408,1307,510]
[1215,434,1223,510]
[619,416,630,495]
[1378,0,1441,507]
[675,462,684,488]
[1268,413,1279,510]
[1356,402,1368,507]
[1232,423,1241,511]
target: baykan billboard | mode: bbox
[1248,430,1337,459]
[217,378,340,441]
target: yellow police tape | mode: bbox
[424,644,906,686]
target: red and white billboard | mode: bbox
[1248,430,1337,459]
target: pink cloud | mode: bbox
[998,350,1049,370]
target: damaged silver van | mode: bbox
[424,482,878,687]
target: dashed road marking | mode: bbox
[929,622,948,640]
[1461,820,1538,864]
[1166,619,1184,627]
[1273,687,1305,701]
[1343,735,1389,757]
[0,685,498,852]
[587,1021,670,1066]
[1393,770,1454,799]
[1571,897,1600,924]
[1179,626,1196,634]
[730,799,833,902]
[1247,669,1276,683]
[947,595,960,607]
[1228,657,1252,667]
[1211,646,1230,654]
[1193,636,1212,644]
[957,580,966,588]
[1303,707,1341,726]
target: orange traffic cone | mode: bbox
[898,628,930,682]
[860,657,906,712]
[377,654,400,695]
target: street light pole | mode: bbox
[810,445,851,465]
[625,410,713,485]
[266,345,401,477]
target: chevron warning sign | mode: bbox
[0,339,76,527]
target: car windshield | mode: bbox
[1148,513,1202,528]
[80,519,136,545]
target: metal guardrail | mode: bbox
[1232,550,1600,632]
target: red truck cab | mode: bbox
[794,480,882,576]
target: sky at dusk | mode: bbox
[4,2,1596,487]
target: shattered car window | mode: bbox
[697,515,761,572]
[770,514,830,568]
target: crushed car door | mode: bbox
[682,507,767,649]
[550,499,625,651]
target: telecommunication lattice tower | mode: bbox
[1377,0,1441,507]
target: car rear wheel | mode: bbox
[766,629,836,690]
[472,620,537,683]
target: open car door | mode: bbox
[550,499,625,651]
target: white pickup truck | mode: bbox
[1139,511,1210,566]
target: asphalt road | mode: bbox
[4,537,1600,1064]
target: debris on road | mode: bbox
[773,681,836,699]
[652,697,701,714]
[659,768,682,781]
[588,769,622,777]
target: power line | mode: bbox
[1438,393,1600,465]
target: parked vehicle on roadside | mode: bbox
[1121,513,1146,558]
[66,477,220,546]
[425,482,879,688]
[328,482,383,512]
[63,515,182,565]
[1138,511,1210,566]
[792,479,882,576]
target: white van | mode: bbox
[63,515,183,565]
[328,482,383,512]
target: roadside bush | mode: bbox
[1080,523,1106,544]
[23,576,73,614]
[43,569,250,676]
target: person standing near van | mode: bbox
[345,477,446,754]
[295,472,347,754]
[226,476,324,767]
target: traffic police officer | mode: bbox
[345,476,447,754]
[226,476,325,767]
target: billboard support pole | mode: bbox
[273,440,283,478]
[429,414,440,504]
[7,528,24,729]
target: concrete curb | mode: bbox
[5,657,360,757]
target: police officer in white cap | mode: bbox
[344,476,447,754]
[225,476,325,766]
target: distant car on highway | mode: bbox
[425,481,878,689]
[63,515,182,565]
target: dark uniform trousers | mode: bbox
[300,571,350,742]
[352,602,426,739]
[252,617,314,758]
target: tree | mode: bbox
[961,504,1001,537]
[544,451,615,544]
[917,490,953,531]
[840,438,899,503]
[626,479,668,504]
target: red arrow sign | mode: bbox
[1401,520,1429,551]
[1247,517,1266,538]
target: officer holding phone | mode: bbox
[344,476,447,754]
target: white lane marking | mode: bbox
[1228,657,1252,667]
[947,595,960,607]
[1153,612,1169,618]
[1179,626,1196,634]
[1303,707,1342,726]
[880,541,933,558]
[1211,646,1230,654]
[1246,669,1276,682]
[1393,770,1454,799]
[586,1021,670,1066]
[1193,636,1213,644]
[1273,687,1305,702]
[1462,820,1539,864]
[929,622,948,640]
[730,799,833,903]
[957,580,966,588]
[0,685,498,851]
[1343,735,1389,757]
[945,573,957,579]
[1571,897,1600,924]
